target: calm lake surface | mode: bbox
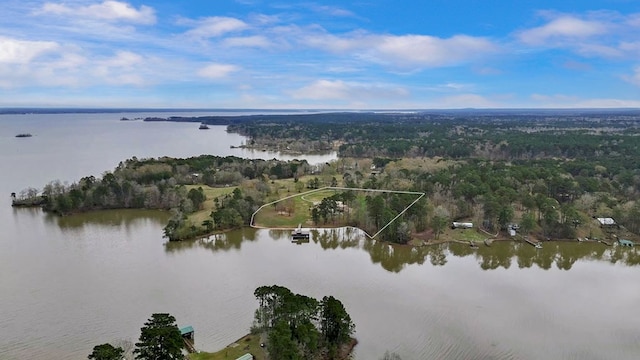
[1,112,639,360]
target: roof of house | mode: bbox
[235,354,253,360]
[597,217,616,225]
[180,326,194,335]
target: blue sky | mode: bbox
[2,0,640,109]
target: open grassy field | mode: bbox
[189,333,266,360]
[252,188,339,228]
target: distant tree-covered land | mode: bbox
[15,110,640,244]
[150,110,640,159]
[147,111,640,243]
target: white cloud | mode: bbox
[90,51,149,86]
[576,43,623,57]
[41,1,156,24]
[304,32,497,68]
[290,79,409,101]
[0,37,59,64]
[310,5,356,18]
[626,13,640,27]
[101,50,143,67]
[185,17,248,38]
[623,66,640,86]
[198,63,241,79]
[518,16,607,45]
[373,34,497,68]
[223,36,272,48]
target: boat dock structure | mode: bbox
[291,224,310,241]
[180,325,196,354]
[524,237,542,249]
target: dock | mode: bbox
[524,237,542,249]
[291,224,310,241]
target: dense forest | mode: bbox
[252,285,355,360]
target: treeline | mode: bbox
[323,153,640,241]
[23,155,312,239]
[252,285,355,360]
[212,111,640,161]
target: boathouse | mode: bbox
[180,325,196,353]
[180,325,194,340]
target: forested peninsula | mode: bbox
[14,111,640,246]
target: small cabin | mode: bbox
[452,222,473,229]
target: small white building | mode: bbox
[452,222,473,229]
[597,217,616,227]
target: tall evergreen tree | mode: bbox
[134,313,183,360]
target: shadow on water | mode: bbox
[164,226,640,272]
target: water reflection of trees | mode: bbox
[165,227,257,254]
[43,209,170,230]
[322,232,640,272]
[448,241,639,271]
[166,226,640,272]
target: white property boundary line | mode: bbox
[250,186,425,240]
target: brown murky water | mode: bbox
[1,113,639,359]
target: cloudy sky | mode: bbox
[2,0,640,109]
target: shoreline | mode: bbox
[190,333,357,360]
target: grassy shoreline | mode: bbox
[189,334,267,360]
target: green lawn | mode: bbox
[189,334,266,360]
[448,228,487,242]
[253,193,316,228]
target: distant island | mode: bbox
[15,133,32,138]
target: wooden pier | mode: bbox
[524,237,542,249]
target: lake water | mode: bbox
[1,112,639,360]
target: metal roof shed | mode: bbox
[180,326,194,336]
